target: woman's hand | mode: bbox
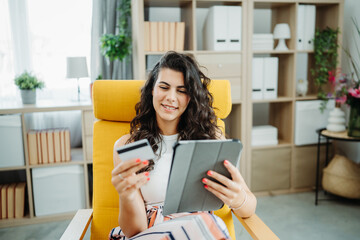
[111,158,150,201]
[202,160,247,210]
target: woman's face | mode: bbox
[152,68,190,128]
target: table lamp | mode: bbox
[66,57,89,101]
[273,23,291,51]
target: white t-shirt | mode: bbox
[140,134,178,205]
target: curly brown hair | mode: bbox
[127,51,220,170]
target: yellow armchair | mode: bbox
[61,80,279,240]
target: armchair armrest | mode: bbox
[236,214,279,240]
[60,209,93,240]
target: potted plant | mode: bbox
[100,0,131,63]
[14,71,45,104]
[311,27,339,111]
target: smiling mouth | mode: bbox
[161,104,178,110]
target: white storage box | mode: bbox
[0,114,25,167]
[252,125,278,146]
[295,100,334,146]
[32,165,86,216]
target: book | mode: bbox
[163,22,169,51]
[228,6,242,50]
[36,131,42,164]
[47,129,55,163]
[53,129,61,163]
[163,139,242,215]
[304,5,316,51]
[158,22,164,52]
[0,185,4,219]
[252,58,264,99]
[263,57,279,99]
[27,130,38,165]
[60,129,66,162]
[203,6,228,50]
[6,183,16,219]
[64,129,71,161]
[1,185,8,219]
[149,21,158,51]
[40,131,49,164]
[175,22,185,51]
[169,22,176,50]
[14,182,26,218]
[144,21,150,51]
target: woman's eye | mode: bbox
[159,86,168,90]
[178,90,187,94]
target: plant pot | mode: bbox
[20,89,36,104]
[348,100,360,138]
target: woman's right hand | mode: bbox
[111,158,150,201]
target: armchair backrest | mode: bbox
[91,79,234,240]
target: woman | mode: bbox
[110,51,256,239]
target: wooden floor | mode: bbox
[0,191,359,240]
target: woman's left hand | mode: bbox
[202,160,246,209]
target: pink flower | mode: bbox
[336,95,347,104]
[328,70,336,84]
[348,87,360,98]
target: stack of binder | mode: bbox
[252,57,279,100]
[0,182,26,219]
[252,125,278,146]
[27,128,71,165]
[203,6,242,51]
[144,21,185,52]
[297,5,316,51]
[253,34,274,51]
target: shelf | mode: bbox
[253,97,293,103]
[296,50,314,53]
[144,0,192,7]
[145,50,195,55]
[0,166,26,172]
[254,1,295,9]
[132,0,344,198]
[196,0,243,7]
[253,50,295,54]
[295,95,318,100]
[28,148,85,168]
[196,50,242,54]
[252,140,292,150]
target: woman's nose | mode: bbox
[166,89,176,102]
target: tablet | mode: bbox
[163,139,242,215]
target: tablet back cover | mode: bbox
[163,139,242,215]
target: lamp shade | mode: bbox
[273,23,291,39]
[66,57,89,78]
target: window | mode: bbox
[0,0,15,99]
[0,0,92,100]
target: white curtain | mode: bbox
[90,0,133,80]
[8,0,32,75]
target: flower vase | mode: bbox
[348,103,360,138]
[327,107,346,132]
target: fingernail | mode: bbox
[147,177,150,181]
[224,160,229,165]
[144,172,149,176]
[204,185,208,189]
[202,178,207,183]
[143,160,149,165]
[207,170,213,176]
[136,159,141,163]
